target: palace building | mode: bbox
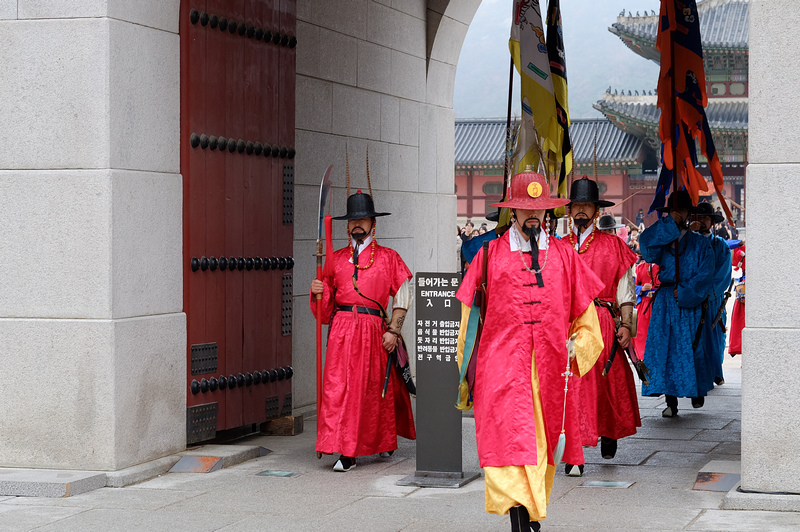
[456,0,748,227]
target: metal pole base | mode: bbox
[396,470,481,489]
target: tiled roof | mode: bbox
[454,118,645,167]
[610,0,749,51]
[593,93,749,130]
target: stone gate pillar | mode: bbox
[0,1,185,471]
[740,0,800,497]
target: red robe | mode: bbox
[729,246,746,355]
[633,261,661,359]
[571,230,641,445]
[311,243,416,456]
[456,231,604,468]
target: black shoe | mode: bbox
[333,456,356,472]
[714,376,725,386]
[600,437,617,459]
[564,463,584,477]
[510,506,538,532]
[692,396,705,408]
[663,395,679,417]
[379,450,395,458]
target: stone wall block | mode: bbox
[332,85,382,140]
[436,194,458,272]
[390,50,426,101]
[18,0,179,32]
[110,19,179,174]
[426,59,458,109]
[295,21,319,77]
[428,14,467,66]
[317,27,359,85]
[111,170,183,319]
[113,313,186,469]
[749,1,800,164]
[436,107,456,195]
[381,94,401,143]
[743,163,800,328]
[310,0,367,39]
[0,170,113,318]
[0,319,115,469]
[367,1,425,58]
[413,193,439,272]
[0,1,16,18]
[399,98,420,146]
[392,0,426,20]
[741,327,800,493]
[344,138,390,193]
[290,292,321,410]
[0,19,110,169]
[388,143,419,192]
[296,76,333,133]
[441,0,482,25]
[417,104,438,193]
[294,129,347,186]
[357,40,393,94]
[378,191,415,240]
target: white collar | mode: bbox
[510,223,548,252]
[572,222,595,248]
[348,234,374,263]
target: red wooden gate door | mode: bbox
[180,0,297,443]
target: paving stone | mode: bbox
[0,505,90,532]
[710,441,741,455]
[628,426,703,440]
[32,508,238,532]
[4,487,200,510]
[643,452,714,469]
[582,444,655,466]
[690,509,800,531]
[640,414,734,430]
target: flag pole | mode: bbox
[667,0,681,294]
[502,56,515,194]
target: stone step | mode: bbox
[0,469,106,498]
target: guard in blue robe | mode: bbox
[638,191,714,417]
[693,203,732,386]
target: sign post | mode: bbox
[397,272,480,488]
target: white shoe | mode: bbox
[565,464,584,477]
[662,406,677,418]
[379,450,395,458]
[333,456,356,472]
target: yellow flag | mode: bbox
[509,0,557,175]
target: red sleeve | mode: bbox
[551,239,604,322]
[309,275,335,325]
[456,245,484,307]
[388,249,413,297]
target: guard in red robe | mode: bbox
[456,170,604,531]
[729,244,746,355]
[310,189,416,472]
[566,178,640,476]
[634,260,660,359]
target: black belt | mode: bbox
[337,305,383,317]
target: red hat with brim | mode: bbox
[490,171,569,210]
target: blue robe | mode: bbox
[639,216,714,397]
[700,233,732,382]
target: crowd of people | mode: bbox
[309,165,745,532]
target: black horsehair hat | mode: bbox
[333,190,390,220]
[568,177,615,208]
[333,151,391,220]
[694,202,724,224]
[655,189,700,214]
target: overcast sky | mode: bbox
[454,0,663,119]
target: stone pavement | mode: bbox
[2,356,800,531]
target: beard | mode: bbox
[573,215,592,229]
[521,218,542,240]
[350,228,368,243]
